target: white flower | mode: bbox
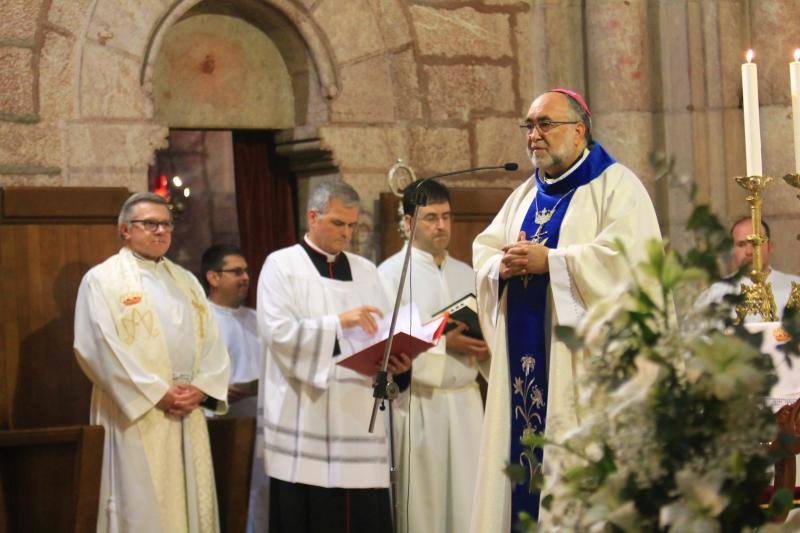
[577,290,632,349]
[608,356,662,417]
[659,469,728,531]
[687,334,763,400]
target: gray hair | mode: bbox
[564,95,593,146]
[307,180,360,214]
[118,192,170,229]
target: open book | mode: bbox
[432,293,483,340]
[336,303,448,376]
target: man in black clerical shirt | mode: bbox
[257,180,411,533]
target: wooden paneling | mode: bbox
[379,187,512,264]
[0,425,104,533]
[0,187,127,429]
[208,417,256,533]
[0,187,128,223]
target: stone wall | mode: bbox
[1,0,800,270]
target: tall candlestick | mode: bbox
[742,50,763,176]
[791,49,800,174]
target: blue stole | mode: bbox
[506,144,615,522]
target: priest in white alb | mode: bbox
[74,192,230,533]
[257,180,411,533]
[378,179,489,533]
[471,89,662,531]
[695,217,800,320]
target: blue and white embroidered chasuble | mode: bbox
[506,144,616,521]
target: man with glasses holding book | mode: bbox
[472,89,662,530]
[74,191,230,532]
[379,179,489,533]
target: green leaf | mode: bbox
[768,488,794,518]
[660,252,684,289]
[540,494,553,511]
[513,511,538,533]
[555,325,583,352]
[520,432,547,449]
[505,463,527,485]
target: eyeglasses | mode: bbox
[519,120,579,135]
[216,267,249,277]
[130,219,174,232]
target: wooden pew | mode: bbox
[0,426,104,533]
[207,416,256,533]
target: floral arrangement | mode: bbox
[508,205,800,532]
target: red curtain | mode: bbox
[232,130,297,307]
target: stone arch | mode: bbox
[139,0,341,125]
[75,0,342,125]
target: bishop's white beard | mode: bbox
[527,146,565,176]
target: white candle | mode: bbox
[791,49,800,173]
[742,50,763,176]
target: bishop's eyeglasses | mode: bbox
[519,119,579,135]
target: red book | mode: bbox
[336,304,448,376]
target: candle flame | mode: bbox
[795,49,800,62]
[746,49,755,63]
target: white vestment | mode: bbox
[378,246,485,533]
[209,302,261,417]
[471,160,661,532]
[209,302,268,533]
[695,269,800,321]
[74,247,230,533]
[257,244,392,488]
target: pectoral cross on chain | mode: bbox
[522,226,549,289]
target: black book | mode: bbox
[432,293,483,340]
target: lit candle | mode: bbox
[742,50,763,176]
[791,49,800,173]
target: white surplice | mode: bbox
[256,244,392,489]
[74,247,229,533]
[209,302,261,417]
[378,245,484,533]
[695,269,800,321]
[208,301,268,533]
[471,160,662,532]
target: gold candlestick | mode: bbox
[783,173,800,312]
[734,175,777,322]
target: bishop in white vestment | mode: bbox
[378,179,488,533]
[695,217,800,321]
[471,90,661,531]
[257,181,411,533]
[74,193,230,533]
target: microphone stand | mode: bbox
[368,161,518,533]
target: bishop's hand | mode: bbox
[500,232,551,279]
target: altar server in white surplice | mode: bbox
[471,89,662,531]
[257,180,412,533]
[695,217,800,321]
[378,179,489,533]
[202,244,268,533]
[74,192,230,533]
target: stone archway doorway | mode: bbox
[145,0,338,281]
